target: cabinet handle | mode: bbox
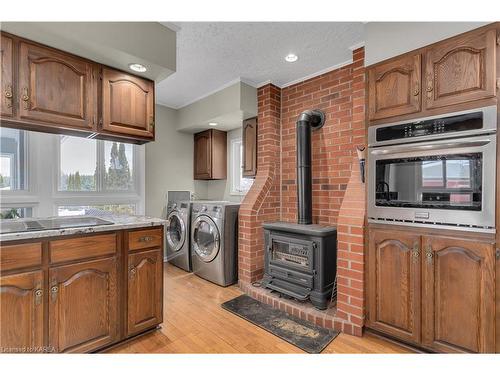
[50,285,59,302]
[426,245,434,264]
[21,87,30,110]
[412,85,420,96]
[149,116,155,129]
[34,288,43,305]
[129,268,137,278]
[4,85,13,108]
[426,74,434,99]
[138,235,154,243]
[412,244,420,263]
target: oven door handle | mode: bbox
[370,138,492,155]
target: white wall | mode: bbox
[145,105,208,218]
[206,127,246,203]
[364,22,490,66]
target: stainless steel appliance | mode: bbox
[165,200,192,271]
[368,106,497,233]
[190,201,239,286]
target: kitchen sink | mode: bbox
[0,216,114,234]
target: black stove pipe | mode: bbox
[296,109,325,225]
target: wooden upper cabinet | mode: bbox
[367,229,421,345]
[0,270,44,352]
[424,29,497,110]
[193,129,227,180]
[101,68,155,139]
[18,41,96,130]
[368,53,421,121]
[127,249,163,337]
[242,117,257,178]
[48,257,118,353]
[421,235,495,353]
[0,34,14,118]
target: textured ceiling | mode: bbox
[157,22,364,109]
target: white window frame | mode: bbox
[0,130,145,218]
[230,137,253,196]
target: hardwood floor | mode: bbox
[105,263,413,354]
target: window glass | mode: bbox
[0,207,33,219]
[57,204,136,216]
[104,141,134,191]
[231,139,253,194]
[59,136,97,191]
[0,128,26,190]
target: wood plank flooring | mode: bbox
[106,263,413,354]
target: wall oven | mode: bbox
[368,106,497,233]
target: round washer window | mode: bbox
[192,216,220,262]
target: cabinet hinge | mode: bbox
[497,31,500,45]
[496,248,500,260]
[497,78,500,91]
[99,118,103,126]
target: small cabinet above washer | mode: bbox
[193,129,227,180]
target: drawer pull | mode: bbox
[138,236,154,243]
[426,246,434,264]
[5,85,13,108]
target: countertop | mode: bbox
[0,214,166,242]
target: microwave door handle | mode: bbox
[370,138,492,155]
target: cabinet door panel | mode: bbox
[0,270,44,352]
[101,68,154,138]
[368,53,421,121]
[422,236,495,353]
[242,117,257,177]
[194,130,212,179]
[367,229,421,344]
[1,34,14,117]
[424,29,496,109]
[18,42,96,129]
[48,257,118,353]
[127,249,163,336]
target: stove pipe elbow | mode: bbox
[296,110,325,225]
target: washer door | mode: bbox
[192,215,220,263]
[166,211,186,252]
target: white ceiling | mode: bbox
[156,22,364,109]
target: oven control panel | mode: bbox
[376,111,482,142]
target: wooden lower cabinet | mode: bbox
[367,230,421,344]
[421,236,495,353]
[0,270,44,352]
[48,257,119,353]
[127,248,163,337]
[367,226,497,353]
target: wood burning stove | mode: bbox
[261,110,338,310]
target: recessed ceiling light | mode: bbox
[285,53,298,63]
[208,122,218,126]
[128,63,147,73]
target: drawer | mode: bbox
[128,228,162,251]
[0,242,42,271]
[49,233,117,264]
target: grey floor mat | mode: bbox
[221,294,339,353]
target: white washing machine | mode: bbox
[191,201,240,286]
[165,200,192,272]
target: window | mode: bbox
[0,130,145,219]
[57,204,136,217]
[0,128,27,191]
[230,138,253,195]
[59,136,97,191]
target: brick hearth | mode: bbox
[238,48,366,335]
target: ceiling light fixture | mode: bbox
[128,63,147,73]
[208,122,218,126]
[285,53,298,63]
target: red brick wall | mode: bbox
[281,48,366,225]
[238,48,366,335]
[238,84,281,283]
